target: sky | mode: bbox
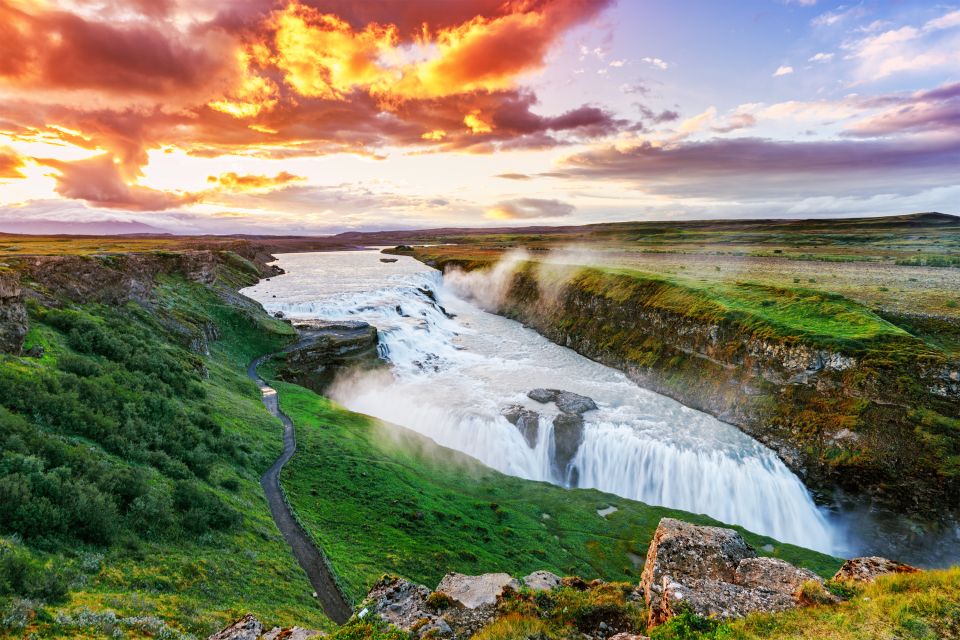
[0,0,958,235]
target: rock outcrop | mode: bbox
[526,388,597,481]
[276,321,382,394]
[640,518,823,626]
[361,575,452,638]
[832,556,919,583]
[528,388,598,414]
[435,572,520,609]
[501,405,540,448]
[523,570,562,591]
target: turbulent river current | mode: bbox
[244,250,844,555]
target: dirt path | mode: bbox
[247,353,354,624]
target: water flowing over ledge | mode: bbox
[243,250,840,555]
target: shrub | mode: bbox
[0,543,70,603]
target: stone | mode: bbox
[609,634,650,640]
[208,614,263,640]
[436,572,520,609]
[362,575,451,638]
[832,556,919,583]
[641,518,817,627]
[734,557,823,595]
[552,412,585,480]
[522,570,562,592]
[501,405,540,448]
[279,321,382,394]
[527,388,597,414]
[660,578,796,623]
[641,518,753,587]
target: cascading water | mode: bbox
[243,250,841,555]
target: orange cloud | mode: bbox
[39,154,201,211]
[0,147,26,179]
[207,170,305,192]
[0,0,622,210]
[486,197,574,219]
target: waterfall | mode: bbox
[243,250,839,555]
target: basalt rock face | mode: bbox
[640,518,822,626]
[431,259,960,523]
[276,321,383,394]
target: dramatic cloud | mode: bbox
[486,197,575,220]
[0,147,25,179]
[0,0,623,209]
[207,171,305,192]
[38,154,201,211]
[558,136,960,199]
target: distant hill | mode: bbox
[0,219,167,236]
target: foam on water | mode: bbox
[243,250,840,554]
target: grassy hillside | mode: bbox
[0,266,338,638]
[269,380,841,603]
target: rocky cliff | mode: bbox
[0,247,282,356]
[412,253,960,524]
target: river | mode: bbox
[243,250,856,556]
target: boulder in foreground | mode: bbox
[436,571,520,609]
[832,556,919,583]
[640,518,825,626]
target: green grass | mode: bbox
[576,266,910,350]
[271,381,842,604]
[0,269,326,639]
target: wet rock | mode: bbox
[278,320,382,394]
[361,575,451,638]
[832,556,919,583]
[641,518,815,626]
[734,557,823,594]
[436,572,520,609]
[208,614,263,640]
[527,388,598,414]
[552,412,585,480]
[501,405,540,448]
[522,570,562,592]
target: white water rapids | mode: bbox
[243,250,841,555]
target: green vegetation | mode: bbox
[271,380,841,603]
[0,265,334,638]
[573,266,910,351]
[463,567,960,639]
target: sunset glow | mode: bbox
[0,0,958,234]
